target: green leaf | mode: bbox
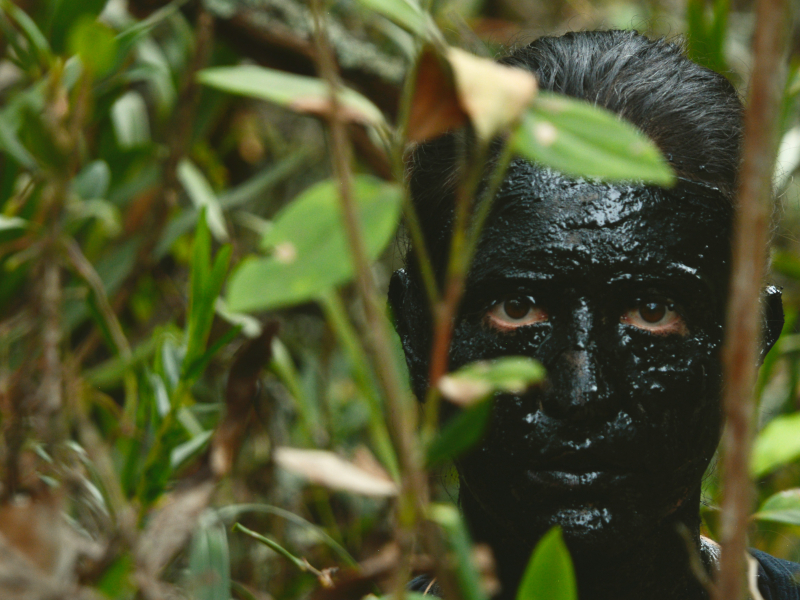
[177,159,229,242]
[0,0,52,69]
[111,91,151,149]
[226,176,402,313]
[753,489,800,526]
[72,160,111,200]
[438,356,546,405]
[428,504,489,600]
[49,0,108,54]
[752,412,800,478]
[426,398,492,467]
[183,211,232,378]
[0,111,38,170]
[67,17,119,77]
[513,92,675,185]
[170,429,213,470]
[188,514,231,600]
[197,65,386,127]
[354,0,429,37]
[517,527,577,600]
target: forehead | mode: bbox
[471,163,732,292]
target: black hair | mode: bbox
[405,30,743,276]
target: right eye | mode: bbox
[485,296,547,331]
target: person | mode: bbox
[388,30,795,600]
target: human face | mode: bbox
[448,161,733,554]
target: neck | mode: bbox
[460,488,713,600]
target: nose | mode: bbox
[540,298,616,422]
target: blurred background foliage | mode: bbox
[0,0,799,598]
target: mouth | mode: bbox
[526,468,631,490]
[525,452,635,490]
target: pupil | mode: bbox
[640,302,666,323]
[504,298,530,320]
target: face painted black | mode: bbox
[443,161,733,556]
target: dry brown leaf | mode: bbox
[210,321,278,478]
[135,480,216,578]
[406,47,466,143]
[274,447,398,497]
[447,47,537,141]
[351,445,394,484]
[406,46,537,143]
[437,374,491,406]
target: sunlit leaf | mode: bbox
[407,46,537,143]
[274,447,398,497]
[426,398,492,467]
[177,159,230,242]
[517,527,577,600]
[198,66,386,127]
[354,0,428,36]
[438,356,546,406]
[68,17,118,77]
[49,0,108,53]
[514,92,675,185]
[752,412,800,478]
[753,489,800,526]
[111,91,151,149]
[226,176,402,313]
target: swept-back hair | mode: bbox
[405,30,743,274]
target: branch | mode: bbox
[715,1,790,599]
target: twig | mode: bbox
[714,1,790,599]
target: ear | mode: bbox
[759,285,784,365]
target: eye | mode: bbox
[486,296,547,331]
[621,299,687,335]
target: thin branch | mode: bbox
[714,1,790,599]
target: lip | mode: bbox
[526,469,631,490]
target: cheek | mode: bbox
[618,328,723,461]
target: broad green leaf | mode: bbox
[188,514,231,600]
[111,91,151,149]
[752,412,800,478]
[517,527,577,600]
[514,92,675,185]
[426,398,492,467]
[354,0,429,37]
[198,65,386,127]
[49,0,108,53]
[753,489,800,526]
[177,159,230,242]
[73,160,111,200]
[67,17,119,77]
[439,356,546,405]
[226,176,402,313]
[685,0,729,74]
[428,504,488,600]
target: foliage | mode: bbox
[0,0,798,599]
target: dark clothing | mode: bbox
[408,551,800,599]
[752,549,800,600]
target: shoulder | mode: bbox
[408,575,442,597]
[751,548,800,600]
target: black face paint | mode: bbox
[441,161,734,556]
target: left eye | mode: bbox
[621,300,687,335]
[485,296,547,331]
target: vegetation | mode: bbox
[0,0,798,599]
